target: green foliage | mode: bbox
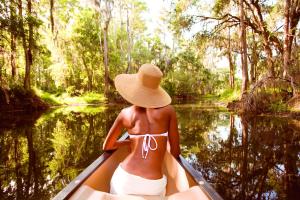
[1,0,297,112]
[35,87,105,106]
[219,87,241,102]
[35,88,61,106]
[269,100,289,112]
[163,69,198,97]
[169,0,194,36]
[52,105,106,115]
[82,92,106,104]
[68,8,102,92]
[162,46,223,99]
[131,38,154,66]
[1,0,236,106]
[213,0,231,16]
[242,79,294,113]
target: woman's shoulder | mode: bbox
[118,106,135,128]
[120,105,175,116]
[159,105,176,113]
[119,106,134,117]
[153,105,176,118]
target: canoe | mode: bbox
[53,134,223,200]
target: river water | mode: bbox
[0,104,299,199]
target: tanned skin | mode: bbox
[103,105,180,179]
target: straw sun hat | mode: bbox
[114,63,171,108]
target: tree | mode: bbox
[23,0,34,90]
[18,0,30,89]
[98,0,114,97]
[284,0,300,97]
[50,0,55,33]
[227,28,235,88]
[10,0,17,80]
[18,0,36,90]
[71,8,102,92]
[239,0,248,95]
[249,30,258,84]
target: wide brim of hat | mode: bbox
[114,74,171,108]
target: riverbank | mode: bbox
[213,86,300,117]
[225,93,300,118]
[1,87,299,118]
[0,87,49,112]
[34,89,106,106]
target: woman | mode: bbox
[103,63,180,196]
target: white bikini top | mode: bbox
[128,132,168,159]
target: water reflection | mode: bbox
[0,105,299,199]
[182,112,300,200]
[0,106,120,199]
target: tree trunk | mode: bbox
[27,0,34,84]
[264,44,274,77]
[284,0,292,83]
[284,0,292,76]
[250,32,257,84]
[101,0,113,97]
[50,0,54,33]
[284,0,300,97]
[227,52,235,88]
[228,28,235,88]
[82,56,93,91]
[10,0,17,80]
[247,1,275,77]
[239,0,248,96]
[23,0,34,90]
[10,33,17,79]
[95,11,103,56]
[18,0,30,90]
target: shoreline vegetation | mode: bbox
[0,86,299,118]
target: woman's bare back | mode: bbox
[103,105,180,179]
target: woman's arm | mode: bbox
[103,110,130,151]
[168,106,180,158]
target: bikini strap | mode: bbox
[142,134,158,159]
[128,132,168,137]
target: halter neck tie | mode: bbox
[142,134,158,159]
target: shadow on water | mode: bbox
[0,104,299,199]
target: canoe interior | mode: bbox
[53,135,222,200]
[81,145,198,195]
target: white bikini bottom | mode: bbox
[110,165,167,196]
